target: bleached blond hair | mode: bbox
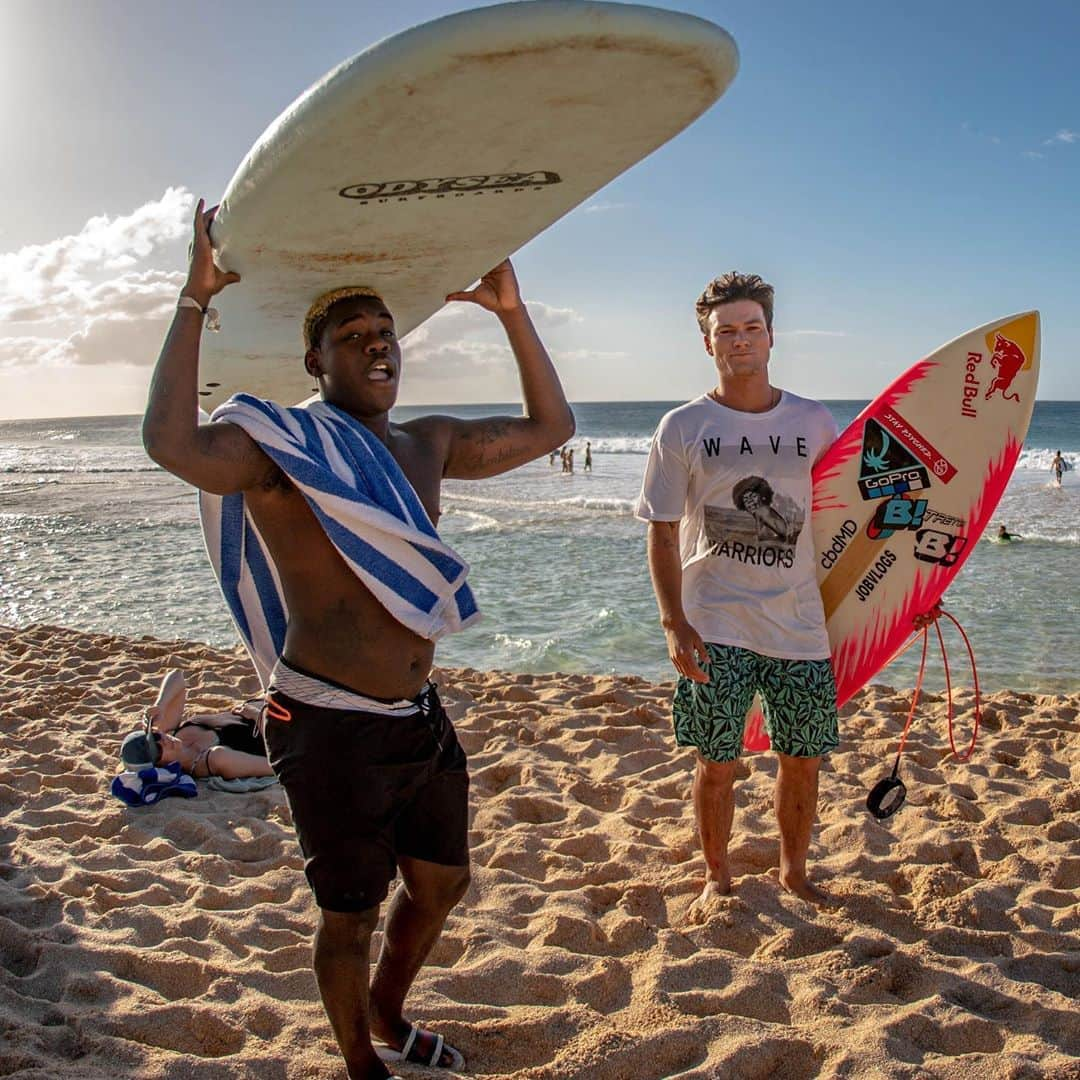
[303,286,384,349]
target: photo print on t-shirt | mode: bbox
[702,475,806,569]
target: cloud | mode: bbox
[1023,150,1046,160]
[403,297,582,355]
[0,190,194,372]
[526,300,581,326]
[582,201,632,214]
[407,338,513,377]
[397,298,589,399]
[5,269,186,324]
[0,335,64,368]
[397,335,520,403]
[1043,129,1079,146]
[59,312,176,368]
[0,187,192,322]
[0,311,174,370]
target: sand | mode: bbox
[1,622,1077,1079]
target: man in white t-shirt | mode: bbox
[636,271,839,911]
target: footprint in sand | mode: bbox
[101,1005,245,1057]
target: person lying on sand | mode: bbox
[119,669,274,781]
[142,200,573,1080]
[637,271,840,915]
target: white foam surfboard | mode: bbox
[199,1,738,408]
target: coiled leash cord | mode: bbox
[866,602,982,819]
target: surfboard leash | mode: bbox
[866,624,929,819]
[934,607,982,762]
[866,602,982,819]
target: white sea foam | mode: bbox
[0,465,157,474]
[983,530,1079,545]
[441,492,515,509]
[491,632,560,666]
[442,490,636,518]
[552,496,637,514]
[494,632,539,652]
[1016,447,1076,471]
[0,442,154,475]
[440,508,502,534]
[578,436,652,455]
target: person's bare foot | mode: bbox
[779,871,837,907]
[687,876,731,923]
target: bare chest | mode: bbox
[385,433,445,525]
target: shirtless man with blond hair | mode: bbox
[143,201,574,1079]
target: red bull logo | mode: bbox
[961,351,981,418]
[984,333,1026,403]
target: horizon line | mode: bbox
[3,396,1079,424]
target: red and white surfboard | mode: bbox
[744,311,1040,749]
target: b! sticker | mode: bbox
[914,529,967,566]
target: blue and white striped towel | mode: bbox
[199,394,480,688]
[111,762,198,806]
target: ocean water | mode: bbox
[1,402,1076,694]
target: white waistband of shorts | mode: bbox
[269,659,423,716]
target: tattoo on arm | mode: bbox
[472,419,512,447]
[455,419,525,473]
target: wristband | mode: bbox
[177,295,221,332]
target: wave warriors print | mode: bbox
[703,475,806,569]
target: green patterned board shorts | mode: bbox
[672,643,839,763]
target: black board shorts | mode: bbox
[263,684,469,912]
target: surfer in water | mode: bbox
[143,201,574,1080]
[1051,450,1066,487]
[636,271,839,912]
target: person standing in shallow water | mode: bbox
[636,271,839,913]
[143,201,574,1080]
[1051,450,1066,487]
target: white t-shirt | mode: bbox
[636,391,838,660]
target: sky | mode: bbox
[1,0,1077,418]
